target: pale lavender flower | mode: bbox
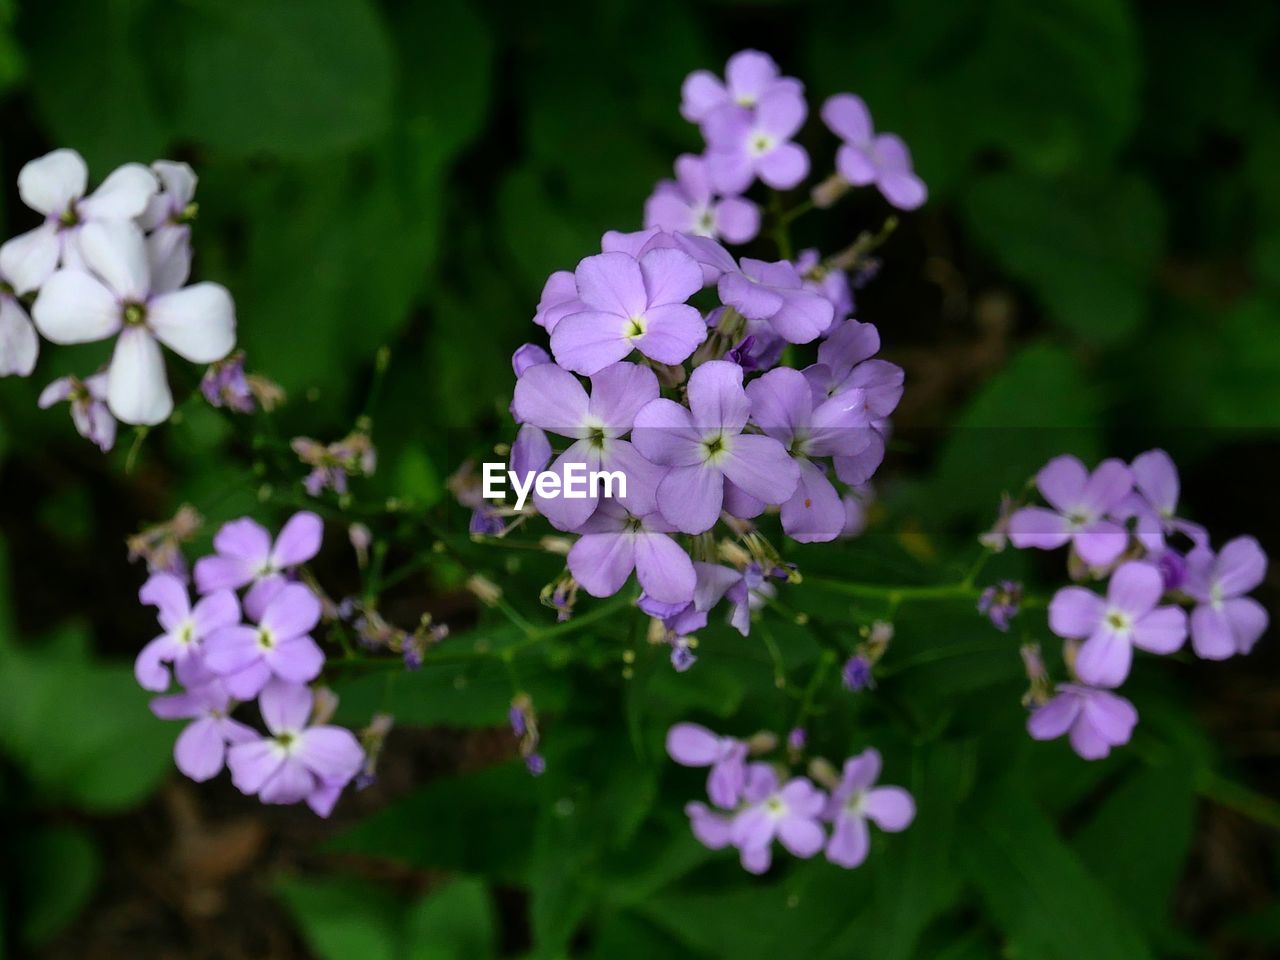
[31,219,235,425]
[194,512,323,615]
[226,681,363,815]
[1048,561,1187,687]
[1114,449,1207,552]
[746,366,873,542]
[1027,683,1138,760]
[731,764,827,874]
[135,572,239,692]
[824,748,915,869]
[37,373,117,451]
[0,148,157,294]
[704,89,810,194]
[820,95,927,210]
[512,360,666,530]
[1008,455,1134,567]
[666,722,749,808]
[532,270,583,333]
[0,271,38,376]
[680,50,802,125]
[632,360,800,534]
[550,248,706,375]
[1184,536,1269,659]
[203,583,326,699]
[644,154,760,244]
[150,678,256,782]
[567,500,696,603]
[977,580,1022,632]
[137,161,197,293]
[719,258,835,344]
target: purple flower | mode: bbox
[549,249,706,375]
[977,580,1022,632]
[842,654,875,692]
[684,800,734,851]
[644,155,760,244]
[511,342,551,377]
[1114,449,1207,552]
[568,500,695,603]
[37,373,117,452]
[666,722,748,808]
[1008,455,1134,567]
[203,583,326,699]
[1027,683,1138,760]
[135,573,239,692]
[512,361,665,530]
[824,748,915,869]
[1048,561,1187,687]
[730,764,827,874]
[680,49,801,125]
[532,270,582,333]
[201,351,255,413]
[633,361,800,534]
[194,512,323,614]
[746,367,873,542]
[803,321,903,438]
[704,89,810,194]
[1184,536,1269,659]
[150,679,257,782]
[719,258,834,344]
[226,680,363,815]
[794,249,853,318]
[820,94,927,211]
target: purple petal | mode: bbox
[1132,606,1187,655]
[1074,626,1133,688]
[715,196,760,244]
[666,723,723,766]
[1214,536,1267,598]
[632,399,704,467]
[719,270,784,321]
[634,532,696,604]
[657,464,724,534]
[260,583,322,640]
[1106,562,1163,618]
[1079,459,1134,515]
[685,801,733,849]
[680,70,727,123]
[687,360,750,432]
[272,512,323,568]
[191,589,240,637]
[227,739,285,795]
[821,93,874,145]
[296,726,363,781]
[533,442,601,531]
[636,303,707,365]
[778,816,825,858]
[1036,456,1088,513]
[639,247,701,306]
[587,361,659,434]
[1224,597,1268,655]
[1073,519,1129,567]
[258,756,315,804]
[510,424,552,479]
[202,625,261,675]
[836,143,878,186]
[212,517,272,566]
[174,717,228,782]
[1027,691,1082,741]
[863,786,915,831]
[139,573,191,630]
[840,748,881,793]
[549,310,630,375]
[781,460,845,543]
[258,680,313,735]
[825,814,870,869]
[1131,449,1178,516]
[721,434,800,505]
[1007,507,1071,550]
[265,635,325,684]
[745,367,811,445]
[567,532,636,598]
[756,141,809,191]
[512,359,591,433]
[725,50,780,104]
[135,635,177,691]
[575,251,647,317]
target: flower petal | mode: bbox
[567,531,636,598]
[107,326,172,425]
[31,269,121,344]
[79,219,151,301]
[148,283,236,363]
[0,223,61,295]
[295,726,363,781]
[18,149,87,216]
[258,679,313,735]
[174,717,228,782]
[863,785,916,832]
[271,512,323,568]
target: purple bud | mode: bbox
[977,580,1022,632]
[1153,548,1187,593]
[509,705,527,738]
[842,654,875,692]
[525,753,546,776]
[787,727,806,751]
[512,343,552,377]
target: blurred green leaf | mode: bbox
[22,0,169,170]
[162,0,394,158]
[957,774,1154,960]
[404,880,496,960]
[964,172,1165,341]
[18,825,100,947]
[1204,297,1280,428]
[277,875,401,960]
[927,341,1101,519]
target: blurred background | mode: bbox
[1,0,1278,957]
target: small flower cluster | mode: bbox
[991,451,1269,760]
[667,723,914,874]
[479,51,917,660]
[136,511,366,816]
[0,149,244,443]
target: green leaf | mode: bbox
[327,763,537,880]
[926,341,1100,519]
[404,880,496,960]
[964,172,1165,341]
[22,0,169,170]
[957,774,1155,960]
[162,0,394,158]
[18,825,101,947]
[277,875,401,960]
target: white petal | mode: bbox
[79,220,151,300]
[38,376,73,408]
[0,297,38,376]
[155,161,197,206]
[149,283,236,362]
[18,149,88,216]
[107,327,172,425]
[32,269,121,343]
[0,223,61,295]
[147,226,192,293]
[78,163,158,220]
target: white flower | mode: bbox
[0,148,158,295]
[32,219,236,426]
[139,160,198,294]
[0,272,37,376]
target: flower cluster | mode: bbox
[477,51,919,662]
[0,149,242,441]
[136,511,366,816]
[993,451,1269,760]
[667,723,914,874]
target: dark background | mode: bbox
[1,0,1278,957]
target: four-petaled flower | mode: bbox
[820,94,927,210]
[644,154,760,244]
[135,572,239,692]
[1027,683,1138,760]
[568,501,696,604]
[731,764,827,874]
[666,722,749,808]
[194,512,323,615]
[204,583,326,699]
[1008,455,1134,567]
[824,748,916,869]
[150,679,257,782]
[1184,536,1269,660]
